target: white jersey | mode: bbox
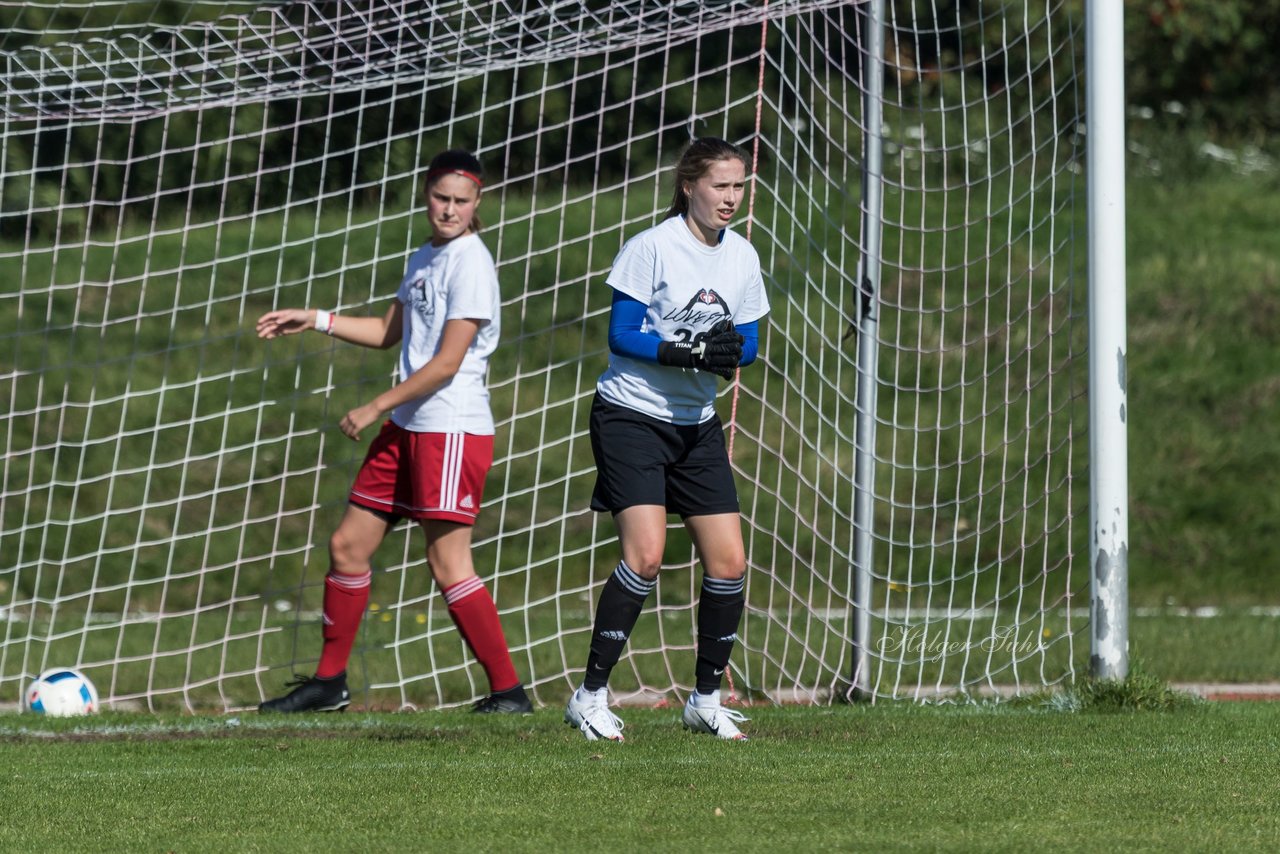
[596,215,769,425]
[391,232,500,434]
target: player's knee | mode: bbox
[329,529,370,573]
[702,551,746,581]
[624,551,664,581]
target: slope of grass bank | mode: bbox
[1126,165,1280,603]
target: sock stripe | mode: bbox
[442,575,485,605]
[613,560,655,598]
[326,570,372,591]
[702,576,744,596]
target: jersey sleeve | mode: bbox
[735,243,770,325]
[444,243,500,325]
[604,231,659,304]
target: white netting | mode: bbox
[0,0,1087,711]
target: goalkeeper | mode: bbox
[564,138,770,742]
[254,150,531,715]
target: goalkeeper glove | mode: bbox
[700,318,744,379]
[656,319,744,380]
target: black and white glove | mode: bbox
[657,319,744,380]
[699,318,745,379]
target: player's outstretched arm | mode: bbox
[256,302,403,350]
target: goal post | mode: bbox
[851,0,886,700]
[1085,0,1130,681]
[0,0,1123,712]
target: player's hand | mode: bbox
[698,318,744,380]
[256,308,315,339]
[339,403,383,441]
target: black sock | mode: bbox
[695,575,745,694]
[583,561,655,691]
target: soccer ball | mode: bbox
[25,668,99,717]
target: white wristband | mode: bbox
[315,309,335,335]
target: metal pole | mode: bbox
[850,0,885,699]
[1086,0,1129,680]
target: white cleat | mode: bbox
[564,686,625,742]
[682,691,749,740]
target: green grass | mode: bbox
[1126,166,1280,604]
[1130,609,1280,684]
[2,702,1278,851]
[10,162,1276,613]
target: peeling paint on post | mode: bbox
[1091,543,1129,678]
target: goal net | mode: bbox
[1,0,1087,711]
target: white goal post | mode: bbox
[0,0,1125,711]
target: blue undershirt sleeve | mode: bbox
[737,319,759,367]
[607,289,661,362]
[607,288,761,367]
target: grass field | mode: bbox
[3,700,1278,851]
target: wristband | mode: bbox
[657,339,706,371]
[315,309,335,335]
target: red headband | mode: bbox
[426,167,483,188]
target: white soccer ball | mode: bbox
[25,668,99,717]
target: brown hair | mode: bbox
[423,149,485,232]
[664,137,751,220]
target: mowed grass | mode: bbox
[1,702,1277,851]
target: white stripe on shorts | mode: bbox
[439,432,463,511]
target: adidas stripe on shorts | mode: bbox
[349,421,493,525]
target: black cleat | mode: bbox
[259,673,350,713]
[472,685,533,714]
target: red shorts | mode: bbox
[348,421,494,525]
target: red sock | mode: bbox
[443,576,519,693]
[316,570,371,678]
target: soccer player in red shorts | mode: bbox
[254,150,530,714]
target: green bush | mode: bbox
[1126,0,1280,136]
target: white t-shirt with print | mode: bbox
[596,215,769,425]
[392,232,500,434]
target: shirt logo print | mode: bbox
[410,275,436,321]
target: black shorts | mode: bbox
[589,394,740,517]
